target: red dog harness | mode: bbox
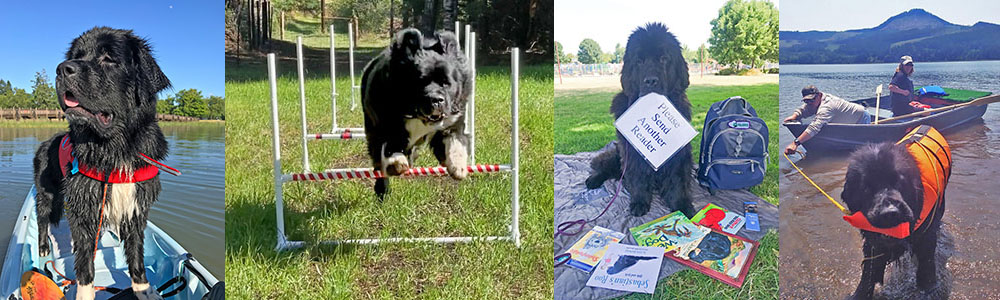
[57,134,179,183]
[842,125,951,239]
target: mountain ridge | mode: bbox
[780,9,1000,64]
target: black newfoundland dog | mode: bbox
[841,141,947,299]
[585,23,694,217]
[34,27,170,300]
[360,28,473,199]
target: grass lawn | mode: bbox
[275,14,387,50]
[224,57,554,298]
[554,84,779,299]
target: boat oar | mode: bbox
[878,94,1000,123]
[874,84,883,124]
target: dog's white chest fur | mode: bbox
[404,115,460,148]
[105,183,139,229]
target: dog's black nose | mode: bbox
[58,61,80,77]
[643,76,659,87]
[430,95,445,104]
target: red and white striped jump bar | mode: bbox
[282,164,510,182]
[307,128,366,140]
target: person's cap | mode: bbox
[901,55,914,65]
[801,85,820,101]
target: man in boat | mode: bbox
[888,55,918,117]
[783,85,872,154]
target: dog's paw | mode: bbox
[375,179,388,201]
[629,201,651,216]
[38,239,50,258]
[384,152,410,176]
[76,284,95,300]
[444,137,468,180]
[917,275,940,294]
[132,284,163,300]
[584,174,605,189]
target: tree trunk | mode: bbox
[389,0,395,36]
[321,0,326,33]
[443,0,456,30]
[421,0,436,33]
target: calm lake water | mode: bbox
[779,61,1000,298]
[0,123,225,280]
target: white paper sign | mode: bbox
[586,243,664,294]
[614,93,698,171]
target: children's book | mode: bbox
[563,226,627,272]
[690,203,745,234]
[586,244,664,294]
[630,211,709,253]
[667,229,759,288]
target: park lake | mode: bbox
[0,122,225,280]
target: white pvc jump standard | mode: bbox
[266,48,522,250]
[348,22,360,112]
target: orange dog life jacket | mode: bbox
[842,125,951,239]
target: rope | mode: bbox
[782,151,850,215]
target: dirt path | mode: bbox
[554,73,778,96]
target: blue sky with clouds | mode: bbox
[0,1,223,98]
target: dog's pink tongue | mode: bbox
[64,94,79,108]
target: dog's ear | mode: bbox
[392,28,423,61]
[668,50,689,96]
[840,168,858,211]
[431,31,461,55]
[126,32,171,95]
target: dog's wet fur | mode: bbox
[34,27,169,300]
[841,142,945,299]
[360,28,472,199]
[585,23,694,217]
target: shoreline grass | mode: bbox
[225,59,553,298]
[0,119,223,128]
[554,84,779,299]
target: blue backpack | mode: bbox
[697,96,769,191]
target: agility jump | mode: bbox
[266,43,520,250]
[297,22,480,170]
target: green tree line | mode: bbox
[555,0,776,69]
[245,0,553,63]
[0,71,224,120]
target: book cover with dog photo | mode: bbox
[668,229,759,288]
[563,226,627,272]
[586,243,665,294]
[630,211,710,253]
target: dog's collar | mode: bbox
[58,134,178,183]
[842,125,951,239]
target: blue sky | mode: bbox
[555,0,779,52]
[0,1,223,98]
[782,0,1000,31]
